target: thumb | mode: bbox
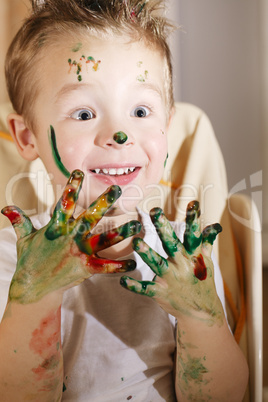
[1,206,34,240]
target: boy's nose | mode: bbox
[113,131,128,144]
[95,130,134,148]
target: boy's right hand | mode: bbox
[2,170,140,304]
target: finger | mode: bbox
[120,276,161,298]
[183,200,202,254]
[1,206,34,240]
[74,185,122,236]
[132,238,168,277]
[45,170,84,240]
[150,207,180,257]
[86,256,136,274]
[79,220,142,254]
[201,223,222,256]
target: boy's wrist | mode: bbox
[5,288,63,316]
[173,300,225,328]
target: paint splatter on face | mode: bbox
[137,60,149,82]
[48,125,70,178]
[72,42,83,52]
[164,153,168,168]
[68,55,101,81]
[137,70,148,83]
[113,131,128,144]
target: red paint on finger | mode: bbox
[2,208,22,225]
[193,254,207,281]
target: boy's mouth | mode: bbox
[91,167,137,176]
[89,165,140,185]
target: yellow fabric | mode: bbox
[0,131,13,142]
[0,103,248,399]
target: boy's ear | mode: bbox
[7,114,39,161]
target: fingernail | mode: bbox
[106,185,122,202]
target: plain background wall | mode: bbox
[166,0,267,263]
[167,0,262,194]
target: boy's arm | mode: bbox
[174,312,248,401]
[120,202,249,401]
[0,170,140,401]
[0,293,64,402]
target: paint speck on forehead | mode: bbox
[136,60,149,82]
[72,42,83,52]
[68,55,101,82]
[137,70,148,82]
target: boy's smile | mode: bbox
[26,35,170,214]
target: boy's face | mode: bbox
[30,35,170,215]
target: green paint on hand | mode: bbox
[132,237,169,276]
[113,131,128,144]
[48,125,71,178]
[202,223,222,245]
[150,207,179,257]
[120,276,156,298]
[183,201,202,254]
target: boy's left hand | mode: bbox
[120,201,224,326]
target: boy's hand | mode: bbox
[2,170,141,304]
[120,201,224,325]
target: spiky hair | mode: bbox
[5,0,175,129]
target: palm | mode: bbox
[120,201,224,325]
[2,170,140,304]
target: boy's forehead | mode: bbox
[46,35,166,89]
[54,34,164,67]
[33,34,169,115]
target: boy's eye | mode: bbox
[131,106,150,118]
[70,109,94,120]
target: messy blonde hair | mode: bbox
[5,0,175,130]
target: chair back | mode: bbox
[229,193,263,402]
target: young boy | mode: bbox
[0,0,248,401]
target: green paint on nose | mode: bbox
[113,131,128,144]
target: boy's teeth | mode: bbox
[93,167,136,175]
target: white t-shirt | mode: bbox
[0,210,227,401]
